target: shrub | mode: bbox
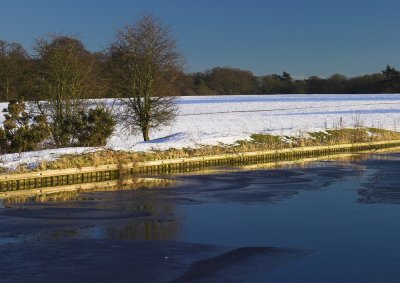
[54,114,85,147]
[77,106,116,147]
[48,105,115,147]
[0,98,50,153]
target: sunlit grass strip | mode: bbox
[137,139,400,174]
[23,127,400,172]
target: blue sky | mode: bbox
[1,0,399,78]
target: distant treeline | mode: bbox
[1,38,400,101]
[180,66,400,96]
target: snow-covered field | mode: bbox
[2,94,400,170]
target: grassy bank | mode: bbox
[20,127,400,172]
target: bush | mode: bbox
[55,114,85,147]
[0,98,50,153]
[50,105,115,147]
[77,106,116,147]
[0,100,115,153]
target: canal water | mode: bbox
[1,153,400,282]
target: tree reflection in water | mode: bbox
[106,218,181,241]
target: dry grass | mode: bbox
[308,127,400,145]
[37,150,143,171]
[6,127,400,173]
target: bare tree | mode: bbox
[109,14,183,141]
[33,35,103,146]
[0,40,29,101]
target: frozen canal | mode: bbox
[1,152,400,282]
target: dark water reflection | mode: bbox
[2,154,400,282]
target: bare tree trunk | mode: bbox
[142,126,150,141]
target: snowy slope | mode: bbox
[2,94,400,169]
[110,94,400,151]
